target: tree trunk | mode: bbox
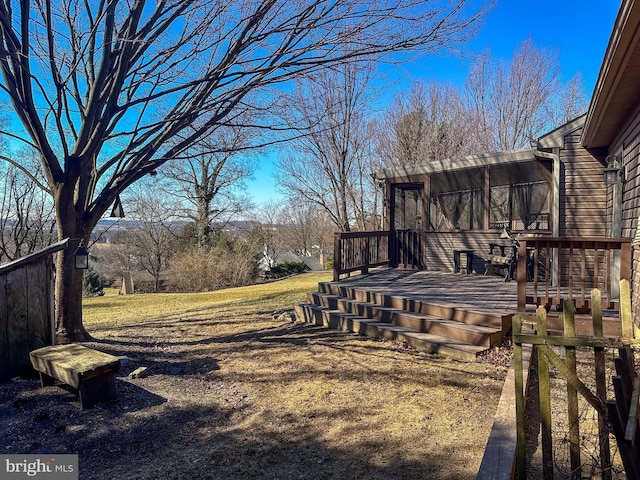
[196,200,212,249]
[54,180,94,343]
[54,237,92,343]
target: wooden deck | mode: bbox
[335,268,519,315]
[297,267,623,360]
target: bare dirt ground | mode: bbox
[1,310,509,480]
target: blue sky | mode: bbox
[246,0,622,205]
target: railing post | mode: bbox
[389,231,397,268]
[517,239,527,312]
[333,232,341,282]
[362,235,370,276]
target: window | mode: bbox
[489,181,549,231]
[430,188,483,231]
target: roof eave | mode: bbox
[373,148,538,180]
[582,0,640,148]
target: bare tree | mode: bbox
[0,153,56,262]
[163,125,258,249]
[122,185,181,293]
[465,39,574,150]
[250,199,291,269]
[0,0,489,341]
[547,73,590,127]
[284,199,334,263]
[275,59,379,231]
[375,81,474,166]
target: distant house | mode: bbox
[259,251,325,273]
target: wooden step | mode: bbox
[296,303,487,362]
[308,292,501,347]
[318,281,507,329]
[351,318,489,362]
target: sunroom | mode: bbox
[376,148,554,273]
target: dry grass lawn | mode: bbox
[1,272,508,479]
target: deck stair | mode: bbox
[295,278,510,362]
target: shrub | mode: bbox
[265,261,306,279]
[82,267,105,297]
[168,244,260,292]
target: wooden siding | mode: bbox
[617,110,640,326]
[423,231,518,273]
[0,250,59,381]
[559,127,607,237]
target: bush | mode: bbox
[82,267,105,297]
[265,261,306,279]
[168,244,260,292]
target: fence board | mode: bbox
[513,314,527,480]
[537,307,554,479]
[592,289,612,479]
[564,300,581,479]
[5,267,30,378]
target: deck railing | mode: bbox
[516,237,632,313]
[333,231,391,281]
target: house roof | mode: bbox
[582,0,640,149]
[536,114,586,149]
[373,148,539,180]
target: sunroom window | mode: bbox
[429,167,485,231]
[489,181,550,231]
[430,188,484,230]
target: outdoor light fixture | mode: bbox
[603,155,624,186]
[74,240,89,270]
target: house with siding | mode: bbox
[373,114,609,274]
[581,0,640,329]
[299,0,640,358]
[368,0,640,320]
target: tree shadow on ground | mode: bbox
[1,379,479,479]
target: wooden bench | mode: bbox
[29,344,121,409]
[483,243,516,280]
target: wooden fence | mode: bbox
[513,280,638,479]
